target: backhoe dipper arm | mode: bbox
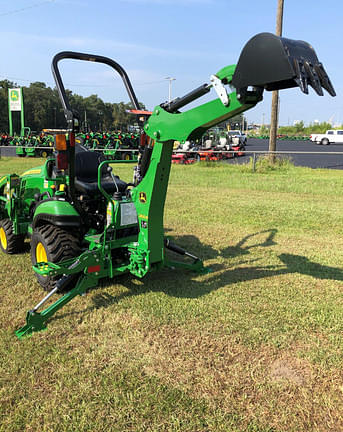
[144,72,260,144]
[143,31,335,144]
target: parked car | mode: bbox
[310,130,343,145]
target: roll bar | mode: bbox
[51,51,140,130]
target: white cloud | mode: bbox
[0,30,227,60]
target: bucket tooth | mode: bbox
[314,63,336,96]
[231,32,335,100]
[293,59,309,94]
[303,61,323,96]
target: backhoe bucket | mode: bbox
[231,32,335,98]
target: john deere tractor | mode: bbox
[0,33,335,338]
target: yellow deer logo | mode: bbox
[10,90,19,101]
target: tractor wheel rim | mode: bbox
[0,227,7,250]
[36,242,48,262]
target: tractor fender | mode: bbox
[33,199,81,229]
[0,175,7,189]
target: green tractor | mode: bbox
[0,33,335,338]
[13,136,26,157]
[103,136,123,160]
[14,127,32,157]
[38,133,55,158]
[117,132,140,161]
[24,135,40,157]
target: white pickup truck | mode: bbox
[310,130,343,145]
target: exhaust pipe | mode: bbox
[231,32,335,102]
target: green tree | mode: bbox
[1,77,146,134]
[278,121,337,137]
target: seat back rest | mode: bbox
[75,151,110,182]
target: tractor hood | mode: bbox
[21,167,44,178]
[231,32,335,97]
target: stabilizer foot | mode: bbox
[15,311,48,339]
[15,274,98,339]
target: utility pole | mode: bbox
[165,77,176,102]
[269,0,284,162]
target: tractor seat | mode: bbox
[74,151,127,195]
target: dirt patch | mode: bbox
[124,322,342,431]
[270,357,310,385]
[68,313,343,431]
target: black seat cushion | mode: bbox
[74,176,127,195]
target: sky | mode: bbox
[0,0,342,127]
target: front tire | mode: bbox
[31,225,81,291]
[0,219,25,254]
[321,138,330,145]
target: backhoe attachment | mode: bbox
[231,32,335,102]
[14,32,336,339]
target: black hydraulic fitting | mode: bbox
[113,191,122,201]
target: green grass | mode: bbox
[1,157,343,431]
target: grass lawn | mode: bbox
[1,156,343,431]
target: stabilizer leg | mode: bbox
[15,274,98,339]
[164,238,211,274]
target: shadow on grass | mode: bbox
[220,229,278,259]
[54,229,281,320]
[91,228,280,303]
[53,229,343,322]
[278,253,343,281]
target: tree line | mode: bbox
[257,120,340,137]
[0,78,269,136]
[277,121,340,136]
[0,80,145,134]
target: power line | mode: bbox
[0,0,55,17]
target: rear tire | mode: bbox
[122,152,131,161]
[0,219,25,254]
[31,225,81,291]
